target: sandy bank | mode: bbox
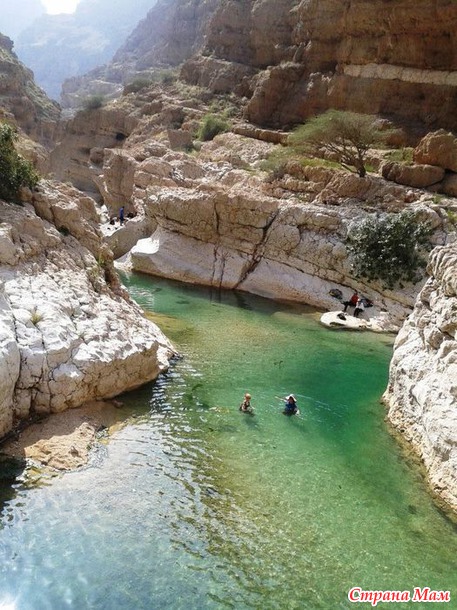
[1,400,127,471]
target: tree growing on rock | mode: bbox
[346,211,432,289]
[0,122,39,202]
[289,110,393,177]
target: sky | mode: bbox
[41,0,80,14]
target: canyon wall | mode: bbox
[183,0,457,133]
[0,34,59,146]
[0,184,173,439]
[58,0,457,137]
[49,88,452,333]
[384,242,457,513]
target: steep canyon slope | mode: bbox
[185,0,457,132]
[62,0,457,136]
[0,34,59,145]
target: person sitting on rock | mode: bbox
[342,290,359,312]
[353,297,365,318]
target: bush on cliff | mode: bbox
[197,113,230,141]
[289,110,395,178]
[82,94,105,110]
[347,211,432,288]
[0,122,39,202]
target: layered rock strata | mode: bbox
[49,89,452,332]
[384,243,457,513]
[123,144,448,330]
[183,0,457,132]
[0,183,173,439]
[56,0,457,135]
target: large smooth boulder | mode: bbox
[414,130,457,173]
[382,161,445,188]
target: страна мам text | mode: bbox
[348,587,450,606]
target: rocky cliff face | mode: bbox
[48,87,453,332]
[384,242,457,513]
[60,0,457,134]
[0,34,60,145]
[0,185,173,439]
[183,0,457,132]
[61,0,220,108]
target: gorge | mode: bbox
[0,2,456,602]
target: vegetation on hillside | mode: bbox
[347,211,432,288]
[197,113,231,142]
[289,110,396,177]
[82,94,106,111]
[0,122,39,202]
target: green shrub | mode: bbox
[347,211,432,288]
[82,94,105,110]
[197,113,230,141]
[124,78,153,94]
[0,122,39,202]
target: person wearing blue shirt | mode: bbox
[283,394,298,415]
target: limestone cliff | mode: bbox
[184,0,457,132]
[56,0,457,136]
[384,243,457,513]
[48,88,453,332]
[0,185,173,439]
[0,34,60,145]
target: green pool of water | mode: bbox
[0,273,456,610]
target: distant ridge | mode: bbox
[15,0,156,100]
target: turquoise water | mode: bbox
[0,273,456,609]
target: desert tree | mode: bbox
[289,110,393,178]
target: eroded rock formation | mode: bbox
[58,0,457,137]
[48,86,455,333]
[180,0,457,133]
[0,34,60,145]
[384,242,457,513]
[0,184,173,439]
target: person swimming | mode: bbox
[283,394,299,415]
[239,393,254,414]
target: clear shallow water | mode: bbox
[0,274,456,610]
